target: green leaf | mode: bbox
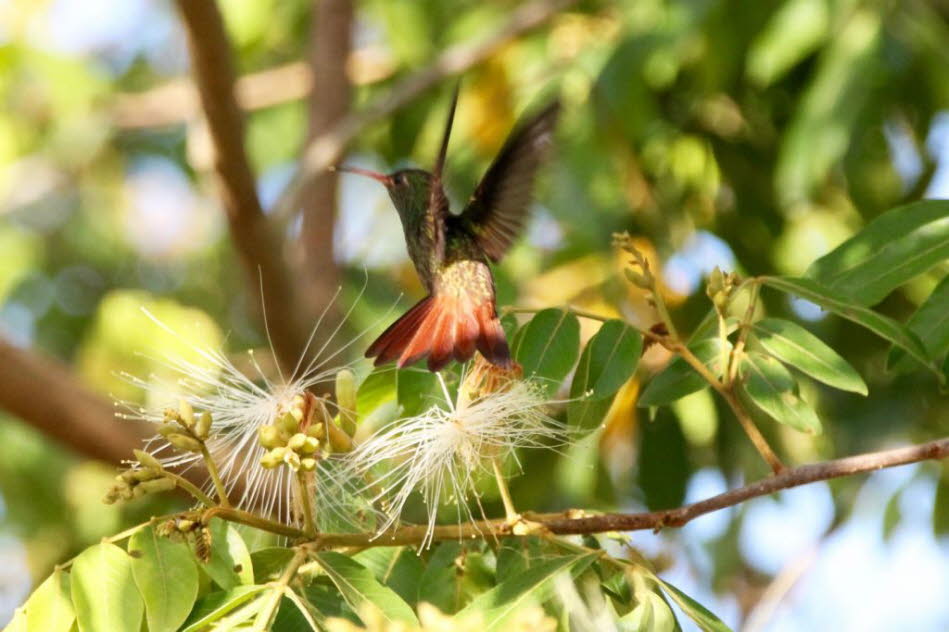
[357,368,397,420]
[313,551,419,626]
[619,590,678,632]
[739,352,821,434]
[354,547,424,607]
[656,579,732,632]
[23,569,74,632]
[202,519,254,589]
[129,525,199,632]
[181,585,267,632]
[71,542,144,632]
[251,547,295,584]
[417,542,462,613]
[638,338,730,407]
[396,368,442,417]
[512,309,581,393]
[751,317,867,394]
[456,552,597,631]
[807,200,949,306]
[775,8,882,207]
[761,276,936,377]
[640,409,691,510]
[272,595,315,632]
[568,320,641,429]
[889,275,949,372]
[746,0,829,86]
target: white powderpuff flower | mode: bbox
[348,368,568,547]
[117,292,383,531]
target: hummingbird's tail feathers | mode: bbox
[365,294,513,372]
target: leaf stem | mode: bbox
[160,471,216,507]
[200,444,231,507]
[491,458,519,522]
[251,547,307,632]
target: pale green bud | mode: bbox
[260,447,286,469]
[283,451,301,471]
[194,411,212,440]
[300,458,317,472]
[259,425,284,449]
[306,422,325,439]
[287,433,308,453]
[335,370,356,413]
[138,478,176,494]
[166,433,204,453]
[178,399,195,427]
[279,411,299,435]
[134,449,163,471]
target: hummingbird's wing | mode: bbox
[426,84,460,264]
[458,100,560,262]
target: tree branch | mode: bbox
[271,0,577,225]
[295,0,353,339]
[174,0,305,372]
[304,436,949,549]
[0,340,147,463]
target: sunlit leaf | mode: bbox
[129,525,199,632]
[23,569,74,632]
[761,276,936,378]
[739,352,822,434]
[356,368,397,420]
[456,552,597,631]
[807,200,949,305]
[747,0,829,86]
[568,320,641,430]
[202,519,254,589]
[181,586,267,632]
[250,548,295,584]
[639,338,730,407]
[313,551,419,626]
[397,368,442,417]
[888,274,949,372]
[656,578,732,632]
[71,542,144,632]
[619,590,677,632]
[751,317,867,394]
[512,308,580,393]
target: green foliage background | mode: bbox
[0,0,948,628]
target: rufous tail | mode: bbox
[366,295,512,372]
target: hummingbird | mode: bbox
[337,86,560,372]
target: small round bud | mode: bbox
[335,370,356,413]
[157,423,178,438]
[287,433,308,453]
[706,267,724,298]
[290,394,306,422]
[300,458,317,472]
[194,411,212,440]
[260,447,286,469]
[131,468,157,482]
[624,268,650,288]
[306,422,325,439]
[167,433,204,453]
[280,411,299,435]
[300,436,319,455]
[176,519,194,532]
[259,425,284,449]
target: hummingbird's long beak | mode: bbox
[332,165,392,186]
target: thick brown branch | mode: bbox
[0,340,147,463]
[305,436,949,549]
[174,0,304,372]
[271,0,577,224]
[295,0,353,339]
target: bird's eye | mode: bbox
[394,173,406,186]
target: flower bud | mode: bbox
[166,433,204,453]
[138,478,176,494]
[300,458,317,472]
[336,369,356,412]
[176,519,194,532]
[290,394,306,422]
[300,436,319,455]
[283,450,301,471]
[157,423,178,438]
[134,449,163,471]
[259,425,284,449]
[260,447,286,469]
[131,468,157,482]
[706,267,724,298]
[279,411,299,435]
[194,411,212,440]
[306,422,325,440]
[178,399,195,427]
[624,268,650,289]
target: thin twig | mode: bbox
[297,436,948,549]
[160,471,216,507]
[271,0,577,225]
[492,458,519,522]
[200,444,231,507]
